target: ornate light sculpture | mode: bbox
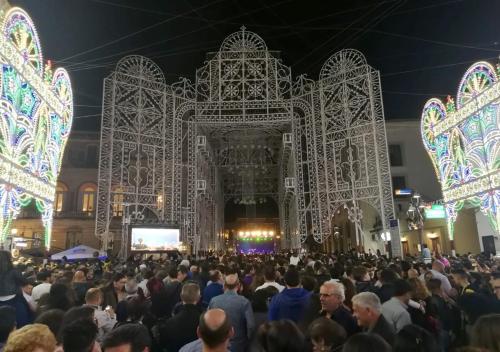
[0,5,73,249]
[421,61,499,239]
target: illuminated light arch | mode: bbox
[0,4,73,249]
[421,60,500,239]
[98,26,396,256]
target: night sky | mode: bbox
[10,0,500,131]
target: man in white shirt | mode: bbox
[21,278,37,312]
[256,266,284,292]
[430,261,453,296]
[289,252,300,266]
[31,270,52,302]
[381,279,412,332]
[422,244,432,264]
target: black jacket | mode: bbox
[0,269,23,297]
[157,304,204,352]
[374,284,394,304]
[369,314,395,346]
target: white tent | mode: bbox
[50,245,107,261]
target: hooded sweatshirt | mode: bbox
[268,287,312,322]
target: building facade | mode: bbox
[11,120,491,256]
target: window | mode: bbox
[113,187,124,217]
[392,176,407,190]
[79,183,97,213]
[55,182,68,213]
[389,144,403,166]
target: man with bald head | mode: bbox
[430,260,453,296]
[207,274,254,352]
[179,309,234,352]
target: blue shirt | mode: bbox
[208,291,254,352]
[202,282,224,307]
[268,287,311,322]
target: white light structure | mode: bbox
[97,27,395,255]
[421,61,500,239]
[0,4,73,249]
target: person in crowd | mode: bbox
[34,309,65,344]
[101,324,151,352]
[393,324,439,352]
[61,318,101,352]
[242,264,256,288]
[251,286,279,328]
[157,283,204,352]
[73,270,90,305]
[179,308,234,352]
[490,271,500,300]
[435,253,450,269]
[3,324,57,352]
[202,270,224,308]
[314,281,359,336]
[290,251,300,266]
[352,292,395,345]
[339,278,356,311]
[430,261,453,296]
[381,279,413,332]
[31,270,52,303]
[255,320,305,352]
[469,314,500,352]
[374,269,397,304]
[101,273,127,311]
[0,307,16,352]
[208,274,254,352]
[452,269,475,296]
[0,251,32,327]
[341,332,391,352]
[426,278,454,351]
[39,282,75,313]
[308,317,346,352]
[20,278,36,312]
[301,275,318,293]
[268,267,311,322]
[255,266,285,293]
[85,288,117,340]
[159,266,187,317]
[422,244,432,264]
[115,296,146,328]
[137,269,153,298]
[352,266,372,293]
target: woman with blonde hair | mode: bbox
[408,277,430,302]
[4,324,57,352]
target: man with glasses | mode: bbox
[316,281,360,337]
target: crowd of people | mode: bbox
[0,248,499,352]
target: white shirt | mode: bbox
[23,292,37,311]
[290,256,300,266]
[430,269,453,295]
[138,279,150,298]
[32,282,51,302]
[86,305,117,341]
[381,297,412,332]
[255,281,285,293]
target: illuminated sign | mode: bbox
[394,188,413,196]
[424,204,446,219]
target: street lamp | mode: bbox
[407,192,425,253]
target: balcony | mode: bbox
[17,210,96,219]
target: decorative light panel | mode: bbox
[0,6,73,249]
[421,61,499,239]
